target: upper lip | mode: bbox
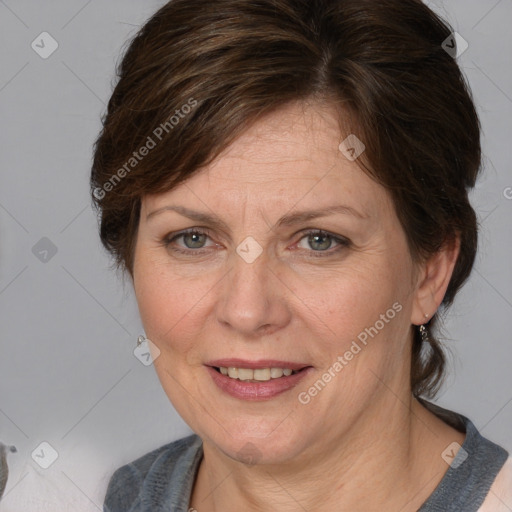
[206,359,311,370]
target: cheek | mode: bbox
[134,254,177,340]
[304,266,410,379]
[133,253,215,354]
[297,260,402,331]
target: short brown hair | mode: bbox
[90,0,481,398]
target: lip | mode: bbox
[206,364,313,401]
[205,359,310,371]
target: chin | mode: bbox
[200,423,312,467]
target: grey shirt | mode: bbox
[103,402,509,511]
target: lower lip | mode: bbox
[206,366,313,401]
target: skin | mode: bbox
[132,100,466,511]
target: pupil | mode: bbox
[310,234,330,251]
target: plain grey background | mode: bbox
[0,1,511,510]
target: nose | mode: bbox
[215,245,291,338]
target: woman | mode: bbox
[91,0,511,510]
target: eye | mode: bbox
[163,228,216,253]
[162,228,350,257]
[295,229,349,256]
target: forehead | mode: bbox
[142,101,391,219]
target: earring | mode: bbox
[419,324,429,343]
[420,313,430,343]
[137,335,145,347]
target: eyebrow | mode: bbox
[146,204,368,231]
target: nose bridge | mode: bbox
[216,239,288,335]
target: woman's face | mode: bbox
[133,101,422,465]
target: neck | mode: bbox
[190,394,463,512]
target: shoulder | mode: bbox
[418,401,510,512]
[103,434,203,512]
[478,455,512,511]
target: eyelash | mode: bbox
[161,228,350,258]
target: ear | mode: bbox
[411,235,460,325]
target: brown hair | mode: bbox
[90,0,481,398]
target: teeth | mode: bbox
[218,366,299,381]
[237,368,253,381]
[270,368,284,378]
[254,368,270,381]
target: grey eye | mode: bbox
[306,233,333,251]
[181,232,208,249]
[297,231,344,252]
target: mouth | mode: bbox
[205,359,313,400]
